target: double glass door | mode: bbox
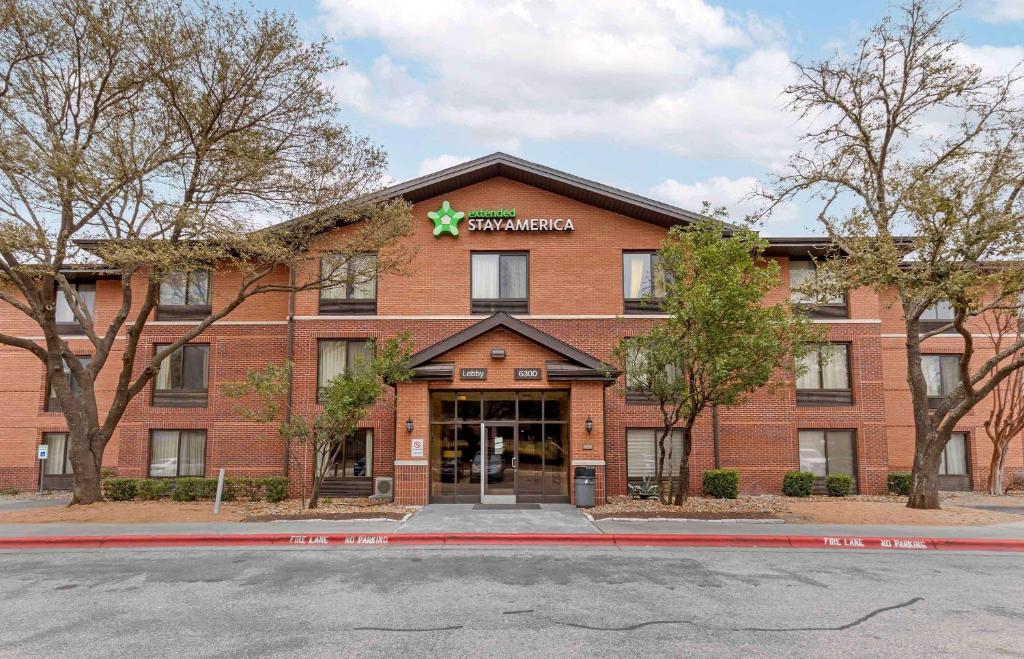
[430,391,570,503]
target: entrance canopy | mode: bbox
[405,312,618,383]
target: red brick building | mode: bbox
[2,153,1021,503]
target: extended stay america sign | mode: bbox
[428,200,574,237]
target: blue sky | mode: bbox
[251,0,1023,235]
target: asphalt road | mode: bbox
[1,547,1022,658]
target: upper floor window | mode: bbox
[158,270,211,320]
[789,260,847,318]
[153,344,210,407]
[320,253,377,315]
[919,301,955,334]
[318,339,372,399]
[795,343,852,406]
[149,429,206,477]
[471,252,528,314]
[921,354,960,407]
[47,356,91,412]
[54,281,95,334]
[623,252,666,314]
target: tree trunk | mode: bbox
[988,443,1008,496]
[69,430,104,504]
[673,425,693,505]
[907,437,944,509]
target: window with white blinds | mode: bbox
[627,428,685,479]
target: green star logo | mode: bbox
[427,200,465,237]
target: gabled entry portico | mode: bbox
[392,313,617,506]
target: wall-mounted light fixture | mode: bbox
[405,417,414,433]
[585,416,594,434]
[491,348,507,359]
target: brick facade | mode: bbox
[1,165,1022,501]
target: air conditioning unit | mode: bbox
[371,476,394,501]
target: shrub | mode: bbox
[100,467,118,479]
[225,477,263,502]
[0,487,18,496]
[171,477,217,502]
[702,469,739,499]
[218,479,237,502]
[265,477,289,503]
[1008,470,1024,492]
[103,478,137,501]
[826,473,853,497]
[137,479,171,501]
[887,472,912,496]
[782,471,815,497]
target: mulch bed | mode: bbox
[244,511,410,522]
[588,510,778,520]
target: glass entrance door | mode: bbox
[481,424,516,503]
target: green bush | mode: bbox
[171,477,217,502]
[103,478,137,501]
[265,477,289,503]
[137,479,171,501]
[887,472,912,496]
[702,469,739,499]
[782,471,815,497]
[826,473,853,497]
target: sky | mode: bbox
[249,0,1023,235]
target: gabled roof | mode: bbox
[373,152,735,231]
[275,152,737,236]
[405,312,618,382]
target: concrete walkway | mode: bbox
[0,498,70,513]
[396,504,599,534]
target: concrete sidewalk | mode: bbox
[0,497,70,513]
[2,502,1024,540]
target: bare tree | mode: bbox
[0,0,412,503]
[982,309,1024,495]
[764,0,1024,508]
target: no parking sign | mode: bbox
[411,437,424,457]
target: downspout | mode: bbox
[283,265,296,477]
[712,404,720,469]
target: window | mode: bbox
[799,430,856,484]
[319,429,373,478]
[919,301,955,334]
[47,356,91,412]
[789,260,847,317]
[54,281,95,333]
[158,270,211,320]
[471,252,528,313]
[42,432,73,476]
[153,344,210,407]
[319,253,377,314]
[623,252,666,313]
[795,343,852,405]
[940,432,968,476]
[921,354,959,407]
[317,340,372,397]
[149,430,206,477]
[627,428,685,481]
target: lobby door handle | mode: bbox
[512,457,518,469]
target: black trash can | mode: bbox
[574,466,596,508]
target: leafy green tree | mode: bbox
[225,336,412,509]
[764,1,1024,508]
[614,218,819,504]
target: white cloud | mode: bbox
[977,0,1024,23]
[953,44,1024,78]
[417,154,474,176]
[650,175,801,231]
[319,0,798,164]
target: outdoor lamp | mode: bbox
[406,417,414,433]
[585,416,594,434]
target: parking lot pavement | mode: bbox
[0,546,1022,657]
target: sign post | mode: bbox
[37,444,49,495]
[213,468,226,514]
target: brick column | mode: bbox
[569,380,606,505]
[393,381,430,505]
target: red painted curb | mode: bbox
[0,532,1022,551]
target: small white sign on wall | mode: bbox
[37,445,48,460]
[411,437,424,458]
